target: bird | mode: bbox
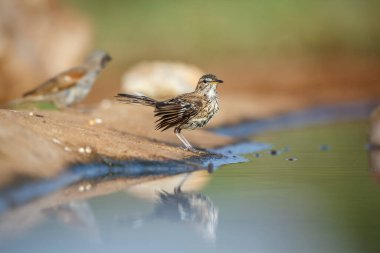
[116,74,223,151]
[18,50,111,108]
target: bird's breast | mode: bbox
[207,98,219,119]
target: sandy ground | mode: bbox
[0,104,233,189]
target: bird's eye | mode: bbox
[203,80,207,83]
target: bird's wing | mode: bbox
[23,67,87,97]
[154,94,204,131]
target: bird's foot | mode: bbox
[184,147,212,155]
[183,146,198,152]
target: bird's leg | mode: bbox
[174,172,192,194]
[175,128,194,150]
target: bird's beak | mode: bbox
[101,55,112,68]
[211,80,223,85]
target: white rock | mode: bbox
[52,138,62,145]
[85,146,92,154]
[88,118,103,126]
[78,185,85,192]
[121,61,204,100]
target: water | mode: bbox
[1,120,380,253]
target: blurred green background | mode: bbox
[66,0,380,64]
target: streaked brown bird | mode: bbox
[20,50,111,108]
[116,74,223,151]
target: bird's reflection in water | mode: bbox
[154,189,218,241]
[0,170,217,243]
[124,171,219,242]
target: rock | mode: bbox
[121,61,204,100]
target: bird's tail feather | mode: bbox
[116,93,157,107]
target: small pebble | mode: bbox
[85,146,92,154]
[270,150,279,155]
[286,157,298,161]
[28,111,44,118]
[89,117,103,125]
[320,144,331,151]
[85,184,92,191]
[64,146,72,152]
[78,147,85,153]
[52,138,62,145]
[78,185,85,192]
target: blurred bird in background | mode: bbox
[10,50,111,108]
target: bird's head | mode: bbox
[85,50,112,69]
[195,74,223,93]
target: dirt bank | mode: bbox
[0,102,235,189]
